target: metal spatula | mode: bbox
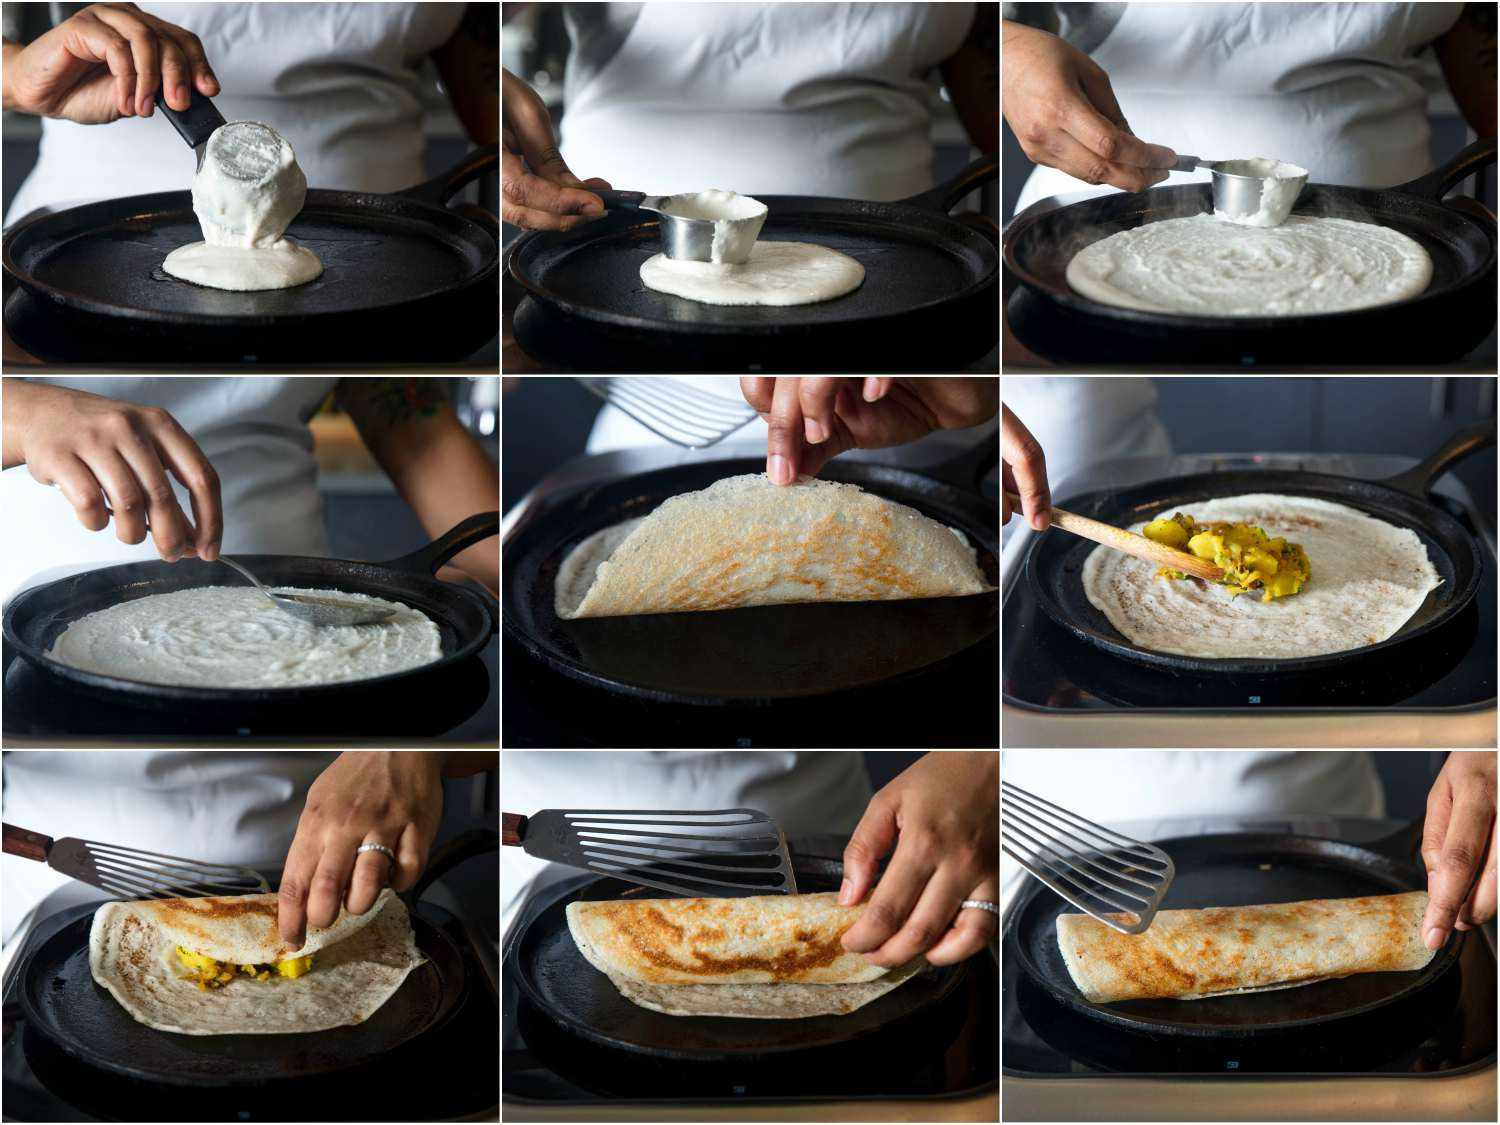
[3,823,269,899]
[1001,783,1173,934]
[502,808,798,897]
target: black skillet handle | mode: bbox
[1378,421,1496,498]
[1363,820,1426,867]
[917,439,1001,498]
[898,154,999,217]
[399,144,499,207]
[407,828,498,905]
[380,512,498,575]
[157,89,226,155]
[1396,138,1497,203]
[592,190,647,211]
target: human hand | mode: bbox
[277,752,447,945]
[1421,751,1497,948]
[1002,20,1176,194]
[2,379,222,562]
[2,2,216,123]
[1001,403,1050,531]
[738,377,998,484]
[502,68,611,231]
[838,751,999,969]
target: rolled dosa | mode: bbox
[555,474,992,619]
[566,892,923,1019]
[1056,891,1436,1003]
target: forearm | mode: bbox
[3,378,34,468]
[339,379,498,591]
[1435,6,1498,138]
[2,41,21,112]
[378,418,499,589]
[433,4,499,144]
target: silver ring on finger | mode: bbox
[357,842,397,863]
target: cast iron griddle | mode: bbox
[19,902,465,1087]
[1003,139,1496,365]
[514,876,967,1060]
[1024,424,1489,676]
[2,513,497,706]
[503,460,997,701]
[1006,828,1461,1039]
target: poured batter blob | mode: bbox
[640,241,865,307]
[49,586,442,688]
[1065,214,1432,317]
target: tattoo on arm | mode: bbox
[351,379,449,428]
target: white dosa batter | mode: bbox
[640,241,865,306]
[1065,213,1432,317]
[49,586,442,688]
[163,122,324,292]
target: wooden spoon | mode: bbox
[1005,492,1225,582]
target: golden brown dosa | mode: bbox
[1056,891,1436,1003]
[565,892,925,1019]
[555,474,992,619]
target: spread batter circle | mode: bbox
[1065,213,1432,317]
[640,241,865,306]
[48,586,443,688]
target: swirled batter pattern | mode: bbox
[1065,214,1432,317]
[49,586,442,688]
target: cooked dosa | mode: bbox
[555,474,992,619]
[1056,892,1436,1004]
[565,892,924,1018]
[1081,494,1441,659]
[89,889,425,1035]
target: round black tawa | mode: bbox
[1025,457,1484,677]
[1007,830,1462,1040]
[20,903,466,1087]
[1002,139,1497,365]
[2,514,497,708]
[515,876,967,1061]
[503,459,997,702]
[2,147,498,363]
[506,157,999,373]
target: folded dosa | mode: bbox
[555,474,992,619]
[566,892,923,1018]
[1056,892,1436,1003]
[89,890,425,1035]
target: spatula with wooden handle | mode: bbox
[1005,492,1225,582]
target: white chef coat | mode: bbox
[560,2,975,201]
[585,377,998,474]
[1000,750,1386,907]
[1000,376,1170,581]
[1012,2,1461,216]
[501,751,872,924]
[5,2,463,225]
[1,751,336,960]
[0,377,338,603]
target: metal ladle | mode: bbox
[592,189,767,263]
[1174,155,1309,228]
[215,555,396,627]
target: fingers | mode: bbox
[345,838,397,916]
[763,378,808,484]
[1423,778,1493,947]
[840,790,900,906]
[501,70,607,231]
[1001,405,1051,530]
[501,148,606,231]
[151,414,222,560]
